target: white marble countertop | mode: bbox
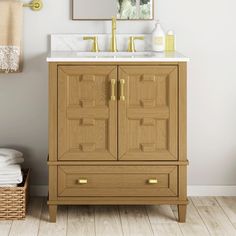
[47,51,189,62]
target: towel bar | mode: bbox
[23,0,43,11]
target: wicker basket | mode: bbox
[0,169,30,220]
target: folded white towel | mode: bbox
[0,148,23,159]
[0,175,22,184]
[0,179,22,184]
[0,164,22,175]
[0,156,24,167]
[0,149,24,167]
[0,173,23,185]
[0,165,23,184]
[0,173,22,179]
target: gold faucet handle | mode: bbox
[83,36,100,52]
[128,36,145,52]
[133,36,145,41]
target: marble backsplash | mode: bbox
[50,34,152,52]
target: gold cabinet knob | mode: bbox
[78,179,88,184]
[148,179,158,184]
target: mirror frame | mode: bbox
[72,0,154,21]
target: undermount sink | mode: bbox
[76,51,155,58]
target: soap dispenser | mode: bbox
[152,20,165,52]
[165,30,176,52]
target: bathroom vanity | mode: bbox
[47,35,189,222]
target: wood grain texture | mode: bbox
[38,201,67,236]
[48,165,57,201]
[192,197,236,235]
[7,197,236,236]
[9,197,43,236]
[67,205,95,236]
[95,206,123,236]
[48,62,188,222]
[172,199,210,236]
[178,63,187,162]
[118,66,178,161]
[119,205,153,236]
[48,63,58,161]
[216,197,236,229]
[48,205,57,223]
[146,205,182,236]
[47,160,189,166]
[57,65,117,161]
[0,220,12,236]
[57,165,177,197]
[178,205,187,223]
[49,198,188,205]
[179,166,187,201]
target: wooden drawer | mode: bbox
[58,166,178,197]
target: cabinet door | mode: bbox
[118,66,178,161]
[58,66,117,161]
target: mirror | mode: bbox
[72,0,153,20]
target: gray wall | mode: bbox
[0,0,236,187]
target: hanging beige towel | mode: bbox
[0,0,23,73]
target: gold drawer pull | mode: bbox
[78,179,88,184]
[120,79,125,101]
[148,179,158,184]
[111,79,116,101]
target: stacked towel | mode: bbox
[0,149,24,187]
[0,149,24,167]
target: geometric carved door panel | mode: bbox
[118,66,178,161]
[58,66,117,161]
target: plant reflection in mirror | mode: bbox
[117,0,152,19]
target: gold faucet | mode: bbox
[110,16,117,52]
[83,36,100,52]
[128,36,145,52]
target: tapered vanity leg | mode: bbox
[178,204,187,223]
[49,205,57,222]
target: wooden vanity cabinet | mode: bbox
[57,65,117,161]
[48,62,188,223]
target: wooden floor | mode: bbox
[1,197,236,236]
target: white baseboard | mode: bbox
[187,185,236,196]
[30,185,236,197]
